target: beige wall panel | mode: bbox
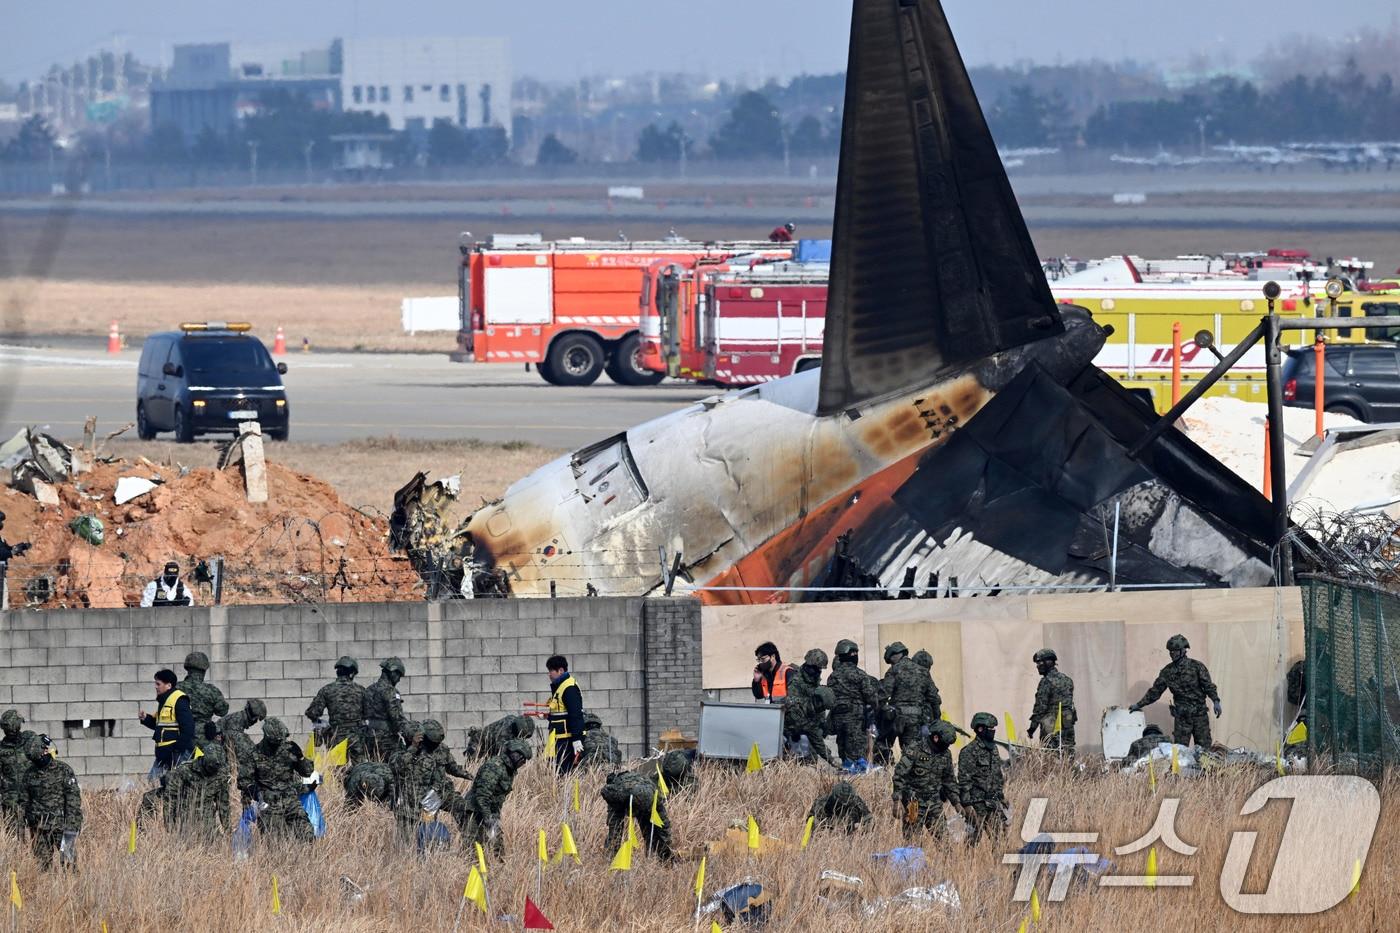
[869,619,965,730]
[701,602,863,690]
[958,617,1045,740]
[1042,620,1126,753]
[1207,619,1288,749]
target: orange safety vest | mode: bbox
[155,688,187,748]
[758,665,790,700]
[547,675,585,740]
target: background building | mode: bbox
[339,37,511,137]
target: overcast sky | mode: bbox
[2,1,1394,84]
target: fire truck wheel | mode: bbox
[609,334,665,386]
[536,357,562,385]
[547,333,605,386]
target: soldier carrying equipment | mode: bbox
[1026,648,1076,757]
[1129,635,1221,749]
[306,656,367,763]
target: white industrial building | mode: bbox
[340,37,511,135]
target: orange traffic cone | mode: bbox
[273,325,286,356]
[107,320,121,354]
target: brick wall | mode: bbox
[0,597,699,786]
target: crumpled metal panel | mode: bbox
[818,0,1062,415]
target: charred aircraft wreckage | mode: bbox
[393,0,1279,603]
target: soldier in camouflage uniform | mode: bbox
[827,639,879,772]
[1129,635,1222,749]
[392,720,463,848]
[580,712,623,767]
[244,718,315,842]
[344,761,395,811]
[0,709,38,831]
[784,649,836,764]
[601,751,693,860]
[1125,724,1166,761]
[178,651,229,729]
[1026,649,1077,757]
[881,642,941,757]
[460,739,531,859]
[305,656,367,764]
[362,657,409,761]
[21,737,82,870]
[807,780,872,835]
[221,698,266,805]
[958,712,1008,846]
[164,721,230,839]
[465,714,535,760]
[893,720,960,841]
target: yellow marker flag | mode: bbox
[694,856,706,899]
[304,733,315,759]
[572,777,581,813]
[1054,703,1063,736]
[1146,846,1158,889]
[1031,889,1042,922]
[475,841,488,878]
[627,798,639,847]
[128,819,137,855]
[271,875,281,915]
[559,822,580,864]
[649,790,665,828]
[609,840,633,872]
[1003,712,1018,745]
[800,815,815,849]
[102,923,108,933]
[538,828,550,865]
[1148,754,1157,791]
[329,738,349,767]
[193,746,204,760]
[656,762,670,798]
[545,729,558,759]
[9,869,20,910]
[1170,743,1180,775]
[746,815,761,851]
[1017,919,1028,933]
[1351,858,1361,898]
[746,742,763,773]
[1287,721,1307,745]
[711,923,723,933]
[464,866,488,913]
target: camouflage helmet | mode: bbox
[661,749,692,782]
[262,717,288,743]
[245,698,267,722]
[829,779,858,799]
[912,649,933,669]
[404,721,424,740]
[503,738,533,763]
[930,721,958,745]
[183,651,210,672]
[1166,634,1189,652]
[803,648,829,669]
[1033,648,1057,664]
[0,710,23,732]
[335,656,359,674]
[1143,724,1164,736]
[834,638,859,658]
[583,712,604,729]
[381,656,407,676]
[970,712,998,730]
[883,642,908,663]
[421,719,445,744]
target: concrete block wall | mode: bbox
[0,596,689,786]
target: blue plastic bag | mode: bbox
[301,790,326,838]
[417,820,453,853]
[232,803,257,859]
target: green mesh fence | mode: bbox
[1302,576,1400,771]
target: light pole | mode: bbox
[247,140,259,187]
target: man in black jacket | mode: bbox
[138,668,195,817]
[546,655,586,775]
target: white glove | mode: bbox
[571,740,584,759]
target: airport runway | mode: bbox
[0,345,714,447]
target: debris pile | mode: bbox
[1,428,415,609]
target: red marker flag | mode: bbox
[523,895,555,930]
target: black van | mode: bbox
[1283,342,1400,423]
[136,323,290,442]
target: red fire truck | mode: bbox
[453,234,790,385]
[639,256,829,385]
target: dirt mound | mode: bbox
[1,455,419,609]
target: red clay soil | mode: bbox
[0,457,419,609]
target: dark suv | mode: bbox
[1283,342,1400,423]
[136,324,289,442]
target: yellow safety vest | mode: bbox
[155,688,187,747]
[547,676,584,740]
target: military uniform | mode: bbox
[807,780,872,835]
[580,713,623,767]
[466,714,534,759]
[220,700,265,805]
[0,710,38,831]
[245,719,314,842]
[1131,636,1221,748]
[601,752,692,860]
[22,742,82,869]
[163,728,230,838]
[1125,728,1166,761]
[460,740,531,858]
[392,721,463,848]
[880,643,941,758]
[827,640,879,768]
[1028,651,1076,756]
[306,657,367,763]
[178,652,229,729]
[362,658,408,761]
[345,762,395,810]
[784,650,836,763]
[893,725,960,840]
[957,714,1007,846]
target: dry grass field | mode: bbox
[2,757,1390,932]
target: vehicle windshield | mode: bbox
[181,338,278,386]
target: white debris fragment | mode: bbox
[114,476,158,505]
